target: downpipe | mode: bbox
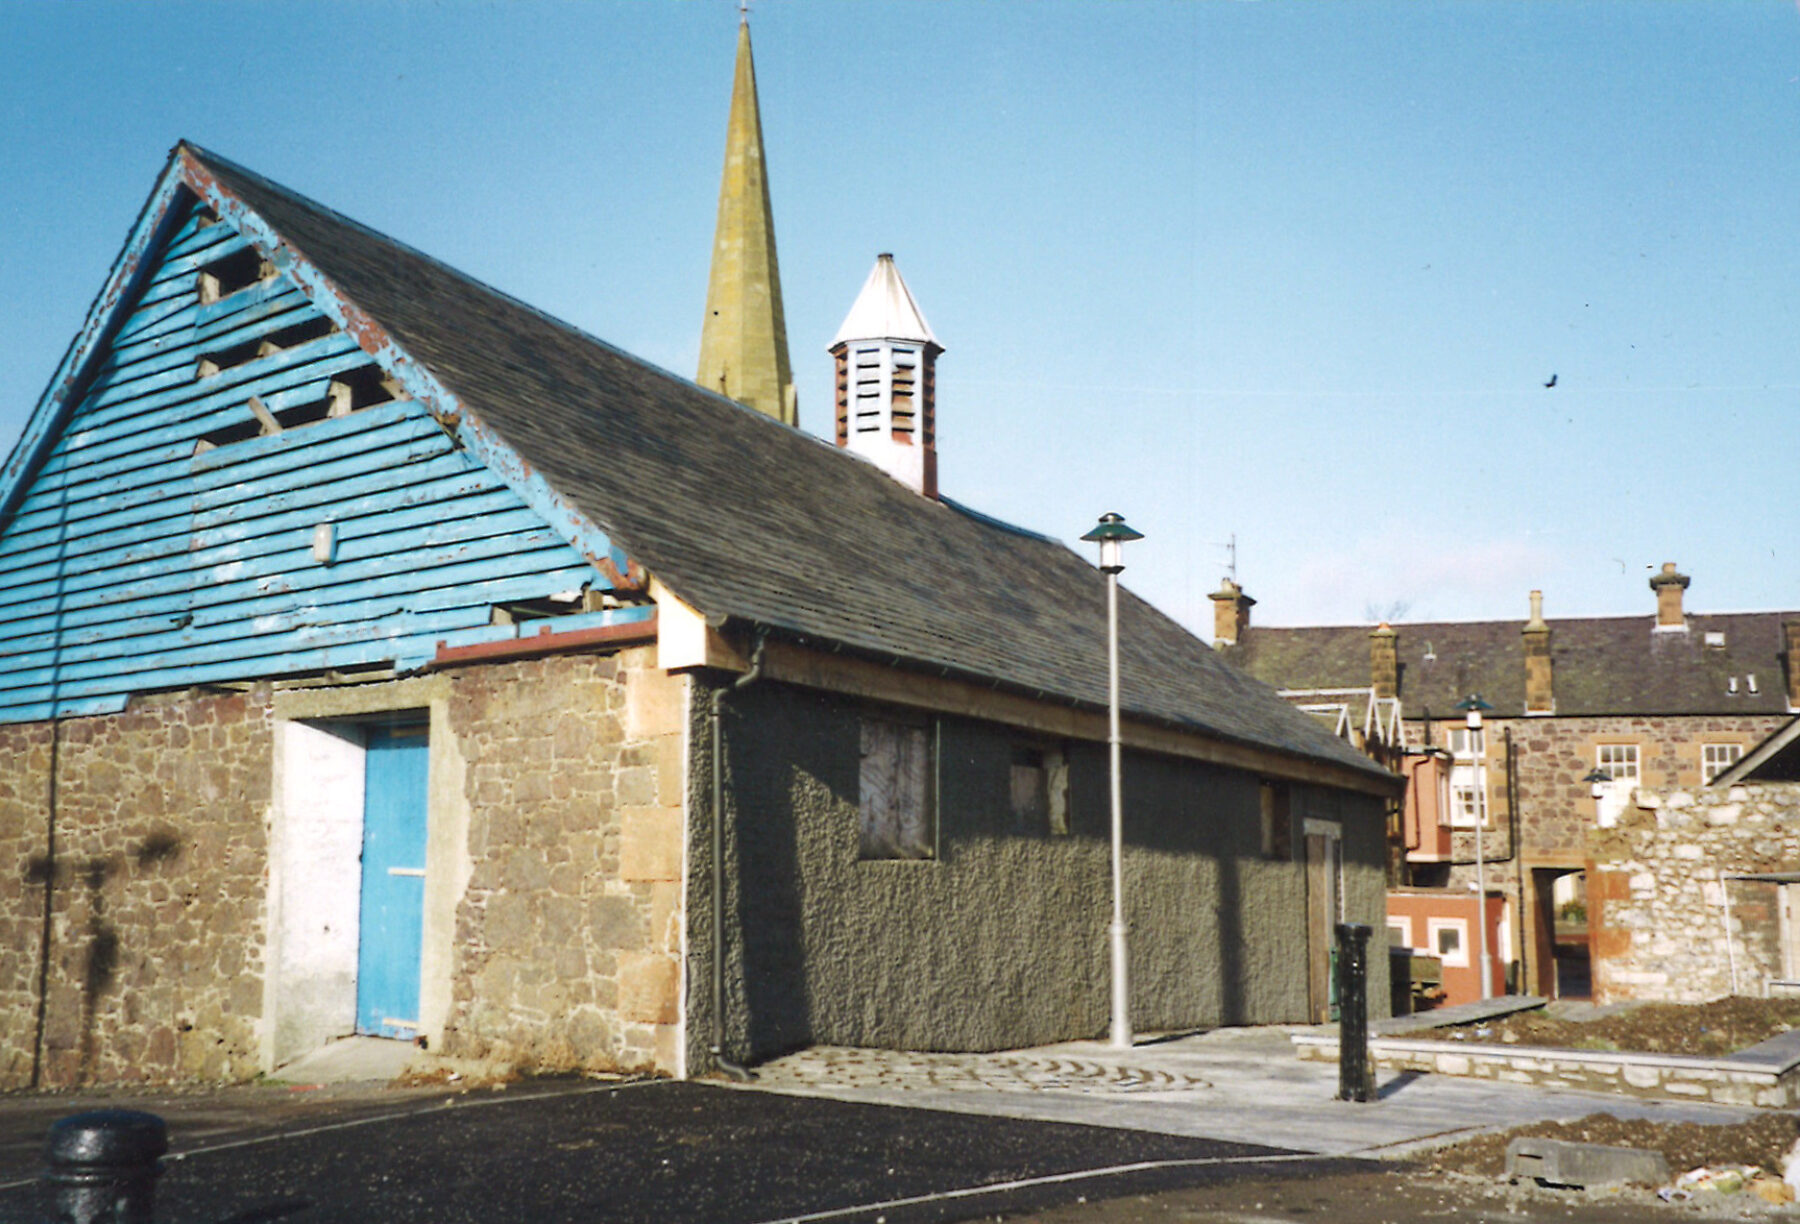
[709,633,765,1081]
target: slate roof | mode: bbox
[1225,612,1797,719]
[183,146,1386,782]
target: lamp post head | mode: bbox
[1082,512,1143,574]
[1454,693,1493,731]
[1583,767,1612,800]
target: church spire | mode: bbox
[697,20,796,426]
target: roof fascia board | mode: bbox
[759,638,1401,797]
[0,155,193,525]
[176,147,642,589]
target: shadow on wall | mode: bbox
[729,700,831,1061]
[720,683,1300,1057]
[26,828,184,1086]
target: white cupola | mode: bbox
[829,254,942,497]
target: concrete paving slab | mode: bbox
[744,1026,1761,1158]
[1375,994,1546,1036]
[275,1035,420,1084]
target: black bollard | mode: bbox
[1335,922,1374,1103]
[42,1109,167,1224]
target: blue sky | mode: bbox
[3,1,1797,635]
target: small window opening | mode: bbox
[197,246,273,304]
[197,317,339,379]
[192,361,400,454]
[1010,747,1048,829]
[859,714,934,860]
[1749,674,1760,695]
[1704,631,1726,649]
[489,589,589,625]
[1261,781,1292,860]
[331,364,404,412]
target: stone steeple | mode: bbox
[696,19,797,426]
[830,254,942,497]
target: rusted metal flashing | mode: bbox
[427,613,659,669]
[597,549,648,592]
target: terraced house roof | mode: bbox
[1225,611,1797,719]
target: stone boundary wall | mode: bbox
[1588,782,1800,1003]
[1293,1032,1800,1108]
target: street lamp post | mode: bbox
[1082,512,1143,1049]
[1455,694,1496,1000]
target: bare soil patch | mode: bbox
[1412,997,1800,1058]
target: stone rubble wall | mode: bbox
[0,690,274,1089]
[1588,782,1800,1004]
[0,646,690,1090]
[440,647,687,1075]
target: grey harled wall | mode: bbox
[687,679,1389,1069]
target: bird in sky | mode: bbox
[1544,373,1558,388]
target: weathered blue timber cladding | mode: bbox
[0,196,641,723]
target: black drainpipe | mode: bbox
[1506,725,1528,994]
[709,633,765,1080]
[30,719,59,1089]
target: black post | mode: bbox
[42,1110,167,1224]
[1335,922,1374,1102]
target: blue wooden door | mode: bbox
[357,725,430,1038]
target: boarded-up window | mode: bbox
[1012,745,1070,836]
[1261,781,1292,860]
[859,717,934,859]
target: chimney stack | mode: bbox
[1210,579,1255,646]
[1650,562,1690,631]
[1523,589,1553,714]
[1369,623,1398,699]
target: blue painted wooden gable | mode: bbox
[0,184,649,724]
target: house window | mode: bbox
[1447,726,1487,828]
[859,715,934,859]
[1387,916,1412,948]
[1010,745,1070,836]
[1427,918,1469,968]
[1594,744,1641,827]
[1703,743,1742,785]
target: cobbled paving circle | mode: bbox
[753,1047,1211,1096]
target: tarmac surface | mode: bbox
[0,1022,1775,1222]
